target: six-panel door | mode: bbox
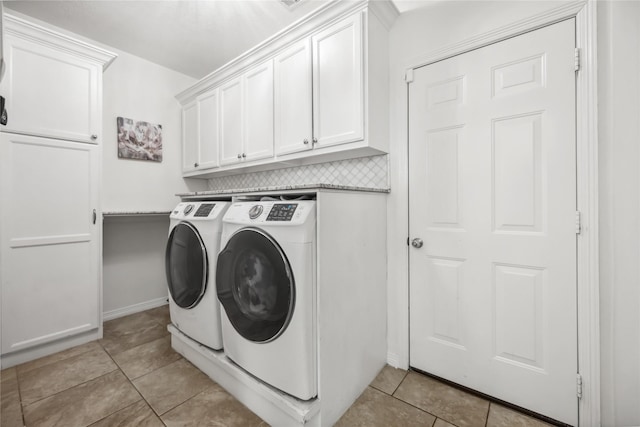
[409,19,578,425]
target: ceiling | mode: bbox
[3,0,431,80]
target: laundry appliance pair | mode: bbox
[165,199,317,400]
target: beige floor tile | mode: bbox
[19,347,118,406]
[487,404,554,427]
[1,368,23,427]
[89,400,164,427]
[145,304,171,327]
[370,365,408,395]
[394,372,489,427]
[1,367,18,391]
[23,370,141,427]
[113,336,182,380]
[132,358,213,415]
[16,341,102,375]
[161,383,264,427]
[100,312,168,356]
[434,418,457,427]
[335,386,436,427]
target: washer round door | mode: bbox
[165,222,208,309]
[216,228,295,343]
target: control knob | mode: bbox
[183,204,195,215]
[248,205,263,219]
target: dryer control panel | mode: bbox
[223,201,315,226]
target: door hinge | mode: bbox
[574,48,581,72]
[577,373,583,399]
[576,210,582,234]
[405,68,414,84]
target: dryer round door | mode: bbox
[216,228,295,343]
[165,222,208,309]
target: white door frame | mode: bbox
[400,2,599,425]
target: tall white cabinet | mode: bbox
[0,14,116,367]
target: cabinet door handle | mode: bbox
[194,162,199,167]
[242,153,246,158]
[91,134,98,141]
[237,154,242,159]
[312,137,318,145]
[92,209,97,225]
[303,139,309,145]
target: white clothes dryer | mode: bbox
[165,201,229,350]
[216,200,317,400]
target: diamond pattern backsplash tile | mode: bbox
[207,155,389,190]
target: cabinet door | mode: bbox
[1,33,100,144]
[243,61,274,161]
[182,101,199,172]
[219,77,244,165]
[0,133,100,354]
[274,40,313,156]
[312,12,364,148]
[197,89,220,169]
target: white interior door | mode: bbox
[409,20,577,425]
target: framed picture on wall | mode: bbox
[117,117,163,162]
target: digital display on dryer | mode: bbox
[194,203,216,217]
[266,204,297,221]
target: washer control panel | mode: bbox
[266,203,297,221]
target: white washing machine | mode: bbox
[165,201,229,350]
[216,200,317,400]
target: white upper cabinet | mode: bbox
[1,15,114,144]
[182,90,220,173]
[244,61,274,162]
[312,13,364,149]
[219,61,274,166]
[182,101,199,171]
[197,90,220,169]
[176,1,397,178]
[219,76,245,165]
[274,39,313,156]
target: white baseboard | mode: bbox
[1,329,101,369]
[386,351,408,370]
[103,296,169,321]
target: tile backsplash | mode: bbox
[207,155,389,190]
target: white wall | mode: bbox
[388,1,639,425]
[598,2,640,426]
[100,48,207,316]
[102,48,206,212]
[103,215,169,317]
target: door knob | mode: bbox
[411,238,423,248]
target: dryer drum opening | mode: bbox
[217,228,295,343]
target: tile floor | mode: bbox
[0,305,555,427]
